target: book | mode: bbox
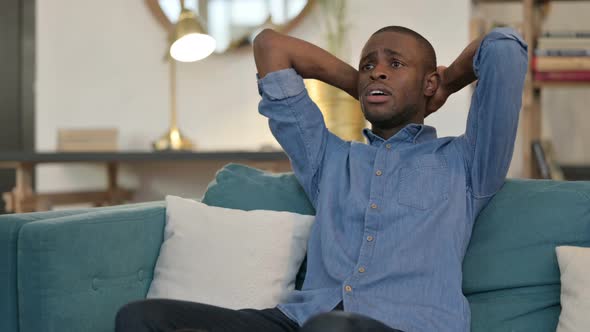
[532,140,552,179]
[531,140,565,181]
[533,56,590,71]
[535,49,590,57]
[534,71,590,81]
[542,31,590,38]
[57,128,118,152]
[537,38,590,50]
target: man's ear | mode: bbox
[423,71,440,97]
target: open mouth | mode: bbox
[365,87,392,104]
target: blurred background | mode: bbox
[1,0,588,213]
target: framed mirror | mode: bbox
[145,0,315,54]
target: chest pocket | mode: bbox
[397,154,449,210]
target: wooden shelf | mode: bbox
[474,0,590,178]
[0,151,292,213]
[534,80,590,88]
[0,151,288,164]
[561,164,590,180]
[474,0,588,3]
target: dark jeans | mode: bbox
[115,299,403,332]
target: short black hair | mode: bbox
[373,26,436,72]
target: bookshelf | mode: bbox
[472,0,590,178]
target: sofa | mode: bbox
[2,163,590,332]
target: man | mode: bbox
[116,25,527,332]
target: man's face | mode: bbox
[358,32,427,130]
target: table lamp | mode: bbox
[153,0,216,151]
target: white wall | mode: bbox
[36,0,471,202]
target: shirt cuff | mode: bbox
[257,68,306,100]
[473,27,528,78]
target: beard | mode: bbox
[362,103,419,130]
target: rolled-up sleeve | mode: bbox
[459,28,528,198]
[258,69,344,206]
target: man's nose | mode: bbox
[370,66,388,81]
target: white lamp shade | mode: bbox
[170,33,216,62]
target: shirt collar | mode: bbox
[362,124,438,147]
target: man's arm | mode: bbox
[254,30,357,206]
[426,36,483,115]
[454,28,528,198]
[429,28,527,197]
[253,29,358,98]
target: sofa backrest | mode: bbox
[464,179,590,331]
[203,164,590,331]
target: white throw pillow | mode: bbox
[556,246,590,332]
[146,195,314,310]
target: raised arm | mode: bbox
[428,28,527,197]
[253,29,359,99]
[441,36,482,94]
[458,28,528,198]
[426,36,482,115]
[254,30,358,206]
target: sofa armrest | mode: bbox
[1,203,161,332]
[16,202,165,332]
[1,208,104,332]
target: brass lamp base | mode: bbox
[305,79,365,142]
[152,127,195,151]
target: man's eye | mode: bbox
[363,64,374,71]
[391,61,403,68]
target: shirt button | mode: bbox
[375,170,382,176]
[367,235,374,242]
[345,285,353,292]
[385,144,392,149]
[358,267,366,273]
[370,203,377,209]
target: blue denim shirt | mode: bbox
[257,28,527,332]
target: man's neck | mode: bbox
[371,118,425,141]
[371,125,407,141]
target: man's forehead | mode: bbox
[361,31,419,58]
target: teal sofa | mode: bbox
[2,163,590,332]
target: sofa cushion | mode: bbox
[555,246,590,332]
[202,163,315,216]
[463,179,590,332]
[202,163,315,290]
[147,196,313,309]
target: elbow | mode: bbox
[488,38,528,64]
[477,29,529,75]
[253,29,290,77]
[484,27,528,60]
[253,29,278,54]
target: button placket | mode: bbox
[355,140,387,294]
